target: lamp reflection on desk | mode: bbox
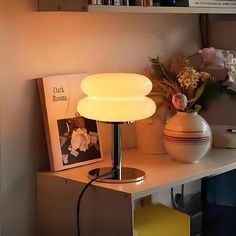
[77,73,156,183]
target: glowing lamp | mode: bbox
[77,73,156,183]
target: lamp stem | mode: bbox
[112,123,122,180]
[88,122,145,183]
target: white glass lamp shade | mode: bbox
[77,73,156,122]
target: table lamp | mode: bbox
[77,73,156,183]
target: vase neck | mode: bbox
[177,111,198,116]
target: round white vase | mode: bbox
[163,112,212,163]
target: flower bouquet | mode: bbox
[144,48,236,163]
[145,47,236,113]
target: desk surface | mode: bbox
[38,148,236,200]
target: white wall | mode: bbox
[0,1,201,235]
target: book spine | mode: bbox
[37,78,56,171]
[146,0,153,6]
[189,0,236,7]
[90,0,103,4]
[123,0,129,5]
[103,0,114,5]
[114,0,122,5]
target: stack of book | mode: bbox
[89,0,157,6]
[188,0,236,7]
[89,0,188,6]
[89,0,236,7]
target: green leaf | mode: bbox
[194,104,202,112]
[187,81,207,104]
[187,87,195,100]
[197,79,222,110]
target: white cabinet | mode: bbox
[37,148,236,236]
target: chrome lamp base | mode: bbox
[88,122,145,183]
[88,167,145,183]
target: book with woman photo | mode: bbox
[37,73,103,171]
[58,115,101,166]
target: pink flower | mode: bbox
[199,47,225,70]
[170,56,189,74]
[172,93,188,111]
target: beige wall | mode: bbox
[208,19,236,50]
[202,19,236,125]
[0,1,201,235]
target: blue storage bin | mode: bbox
[203,203,236,236]
[202,169,236,236]
[206,169,236,207]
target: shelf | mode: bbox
[88,5,236,14]
[38,148,236,201]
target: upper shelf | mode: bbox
[88,5,236,14]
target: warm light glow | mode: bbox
[81,73,152,97]
[77,73,156,122]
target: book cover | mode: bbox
[188,0,236,7]
[37,74,103,171]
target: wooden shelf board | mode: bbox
[88,5,236,14]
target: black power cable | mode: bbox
[199,14,209,48]
[171,184,185,212]
[76,170,114,236]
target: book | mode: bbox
[188,0,236,7]
[37,74,103,171]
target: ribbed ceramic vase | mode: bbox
[163,112,212,163]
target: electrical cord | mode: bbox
[171,184,185,212]
[199,14,208,48]
[76,170,114,236]
[199,14,204,48]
